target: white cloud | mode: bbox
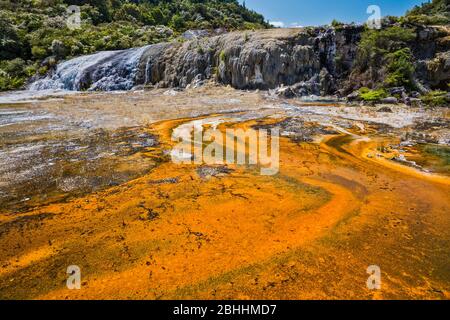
[269,21,285,28]
[290,22,303,28]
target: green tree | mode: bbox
[0,13,23,60]
[384,48,415,89]
[170,14,185,31]
[114,2,142,22]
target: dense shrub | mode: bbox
[359,87,388,102]
[384,48,415,89]
[421,90,449,107]
[354,25,417,92]
[0,58,36,90]
[356,26,416,70]
[405,0,450,25]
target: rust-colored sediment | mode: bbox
[0,113,449,300]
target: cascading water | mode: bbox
[29,45,151,91]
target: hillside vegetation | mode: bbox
[404,0,450,25]
[0,0,268,90]
[0,0,448,102]
[346,0,449,106]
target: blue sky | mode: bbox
[240,0,428,27]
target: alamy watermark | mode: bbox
[66,265,81,290]
[66,5,81,30]
[171,121,280,176]
[366,265,382,290]
[367,5,382,29]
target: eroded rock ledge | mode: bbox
[31,26,449,99]
[136,27,360,95]
[136,26,448,96]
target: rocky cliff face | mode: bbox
[414,26,450,90]
[137,27,360,95]
[31,26,449,98]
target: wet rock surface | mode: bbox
[0,88,448,215]
[253,117,337,142]
[196,165,233,180]
[0,87,448,300]
[0,103,160,213]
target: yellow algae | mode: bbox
[0,88,449,300]
[1,245,60,277]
